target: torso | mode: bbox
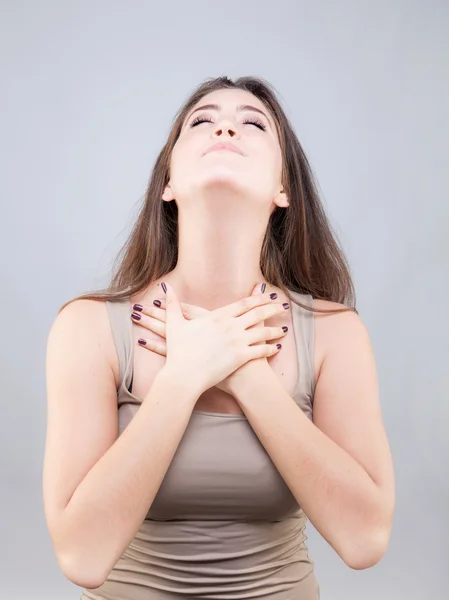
[108,280,338,415]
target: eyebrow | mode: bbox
[185,103,272,128]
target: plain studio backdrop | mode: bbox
[1,1,447,599]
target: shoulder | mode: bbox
[310,298,370,380]
[48,298,120,388]
[311,297,366,339]
[51,298,110,335]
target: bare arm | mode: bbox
[231,302,395,570]
[43,300,201,589]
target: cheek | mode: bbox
[251,146,283,183]
[168,143,194,185]
[267,147,283,184]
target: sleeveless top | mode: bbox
[80,290,320,599]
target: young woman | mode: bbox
[44,76,395,599]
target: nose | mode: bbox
[213,119,240,138]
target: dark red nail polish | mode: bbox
[138,338,146,345]
[282,326,288,332]
[161,282,167,294]
[133,304,143,312]
[153,299,161,307]
[283,303,289,310]
[276,343,282,349]
[270,293,277,300]
[261,283,266,293]
[131,312,141,320]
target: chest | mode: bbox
[130,309,299,415]
[118,302,305,522]
[147,414,300,521]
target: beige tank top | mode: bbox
[81,290,320,599]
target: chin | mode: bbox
[195,170,249,196]
[176,169,274,204]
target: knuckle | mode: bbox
[146,305,156,317]
[260,307,270,320]
[241,296,252,311]
[268,304,281,318]
[230,326,241,344]
[237,346,248,361]
[252,306,263,320]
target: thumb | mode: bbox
[162,281,184,327]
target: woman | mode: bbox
[44,76,395,599]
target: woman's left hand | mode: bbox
[132,282,279,395]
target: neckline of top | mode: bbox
[119,289,305,419]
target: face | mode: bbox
[162,88,288,211]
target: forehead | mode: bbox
[192,88,267,111]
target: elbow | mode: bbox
[341,526,392,570]
[341,493,395,570]
[47,510,112,588]
[57,550,109,590]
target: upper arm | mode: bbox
[43,299,119,545]
[312,300,395,516]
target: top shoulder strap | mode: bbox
[288,290,316,419]
[105,299,134,392]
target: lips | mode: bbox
[203,141,244,156]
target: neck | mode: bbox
[166,202,270,310]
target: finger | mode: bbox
[130,311,166,338]
[238,300,290,329]
[245,325,288,345]
[214,291,279,319]
[152,298,209,319]
[133,302,166,322]
[137,337,167,356]
[249,282,268,335]
[250,281,266,296]
[243,342,282,362]
[163,282,184,327]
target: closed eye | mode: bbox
[190,115,266,131]
[242,118,266,131]
[190,116,213,127]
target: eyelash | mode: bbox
[190,115,266,131]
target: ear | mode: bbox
[273,188,289,208]
[162,184,175,202]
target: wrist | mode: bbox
[227,359,272,398]
[155,366,205,402]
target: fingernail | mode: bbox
[276,343,282,349]
[153,299,161,307]
[283,303,289,310]
[270,293,277,300]
[138,338,147,345]
[131,312,141,320]
[282,326,288,332]
[133,304,143,312]
[261,283,266,293]
[161,282,167,294]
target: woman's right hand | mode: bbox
[160,281,289,394]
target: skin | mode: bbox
[131,88,395,566]
[131,88,293,413]
[160,87,289,309]
[43,88,395,587]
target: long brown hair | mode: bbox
[60,76,356,316]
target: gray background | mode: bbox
[1,1,448,598]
